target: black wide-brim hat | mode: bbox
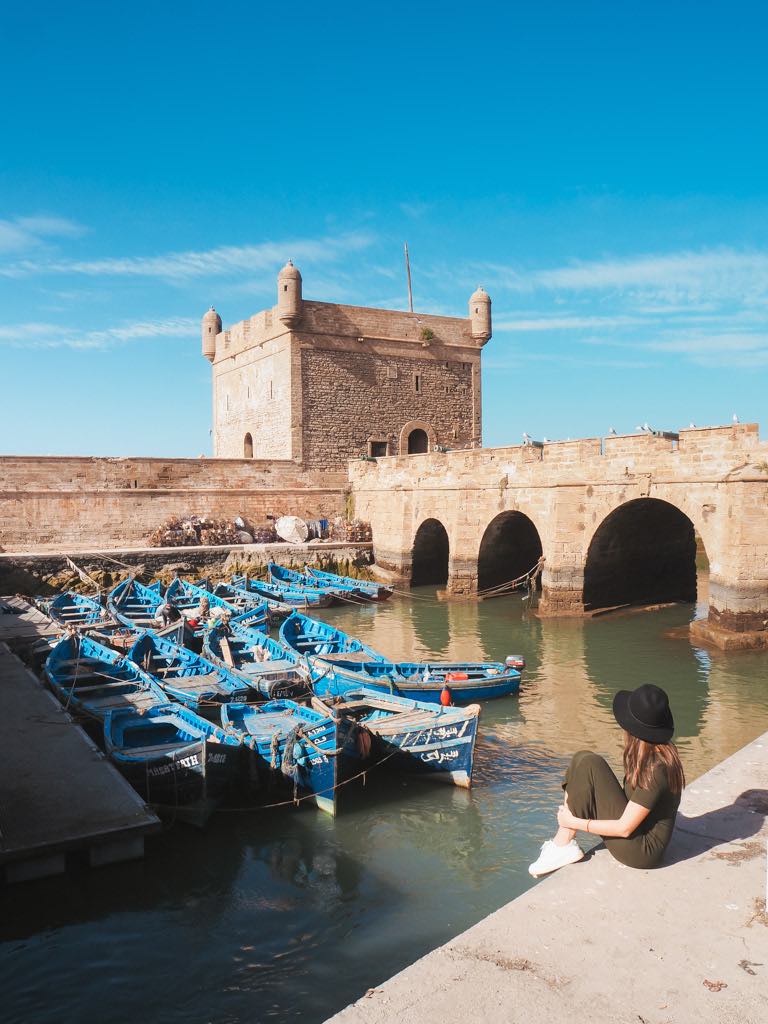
[613,683,674,744]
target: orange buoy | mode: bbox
[440,685,453,706]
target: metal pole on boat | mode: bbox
[404,241,414,313]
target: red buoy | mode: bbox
[440,685,453,707]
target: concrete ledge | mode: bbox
[0,542,375,592]
[326,732,768,1024]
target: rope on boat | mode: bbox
[62,627,83,714]
[215,743,401,813]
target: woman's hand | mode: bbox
[556,797,582,831]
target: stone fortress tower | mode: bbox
[202,264,492,468]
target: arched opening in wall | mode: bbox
[583,498,698,611]
[407,428,429,454]
[243,433,253,459]
[478,511,543,591]
[411,519,449,586]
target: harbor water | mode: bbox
[2,585,768,1024]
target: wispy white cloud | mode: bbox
[645,331,768,355]
[399,201,433,220]
[0,231,375,281]
[484,351,658,371]
[480,247,768,307]
[15,216,87,238]
[495,314,645,332]
[0,317,197,350]
[0,215,87,255]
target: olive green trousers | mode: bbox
[563,750,663,869]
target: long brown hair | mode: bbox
[623,733,685,794]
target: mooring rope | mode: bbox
[215,742,401,813]
[475,556,545,600]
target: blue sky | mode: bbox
[2,1,767,455]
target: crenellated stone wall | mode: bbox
[210,298,485,465]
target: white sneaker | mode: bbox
[528,839,584,878]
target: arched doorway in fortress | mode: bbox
[411,518,449,586]
[399,420,435,456]
[583,498,701,611]
[477,511,543,591]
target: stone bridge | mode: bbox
[349,423,768,649]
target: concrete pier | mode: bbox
[0,643,160,883]
[327,732,768,1024]
[0,594,58,655]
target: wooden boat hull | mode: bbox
[312,660,520,704]
[166,578,269,632]
[213,581,292,624]
[48,591,112,630]
[268,563,352,604]
[305,566,393,602]
[45,633,167,721]
[105,706,242,827]
[221,701,356,816]
[281,613,521,704]
[231,574,335,609]
[107,578,164,629]
[204,621,311,702]
[316,689,481,788]
[128,632,251,718]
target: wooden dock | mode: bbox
[0,594,58,656]
[0,642,160,883]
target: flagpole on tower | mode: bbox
[404,241,414,313]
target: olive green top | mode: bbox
[624,762,681,862]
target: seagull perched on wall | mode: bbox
[608,427,617,435]
[689,422,697,429]
[733,413,739,423]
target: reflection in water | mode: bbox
[2,591,768,1024]
[409,588,452,655]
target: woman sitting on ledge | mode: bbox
[529,683,685,878]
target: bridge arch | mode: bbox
[583,497,702,611]
[411,517,449,586]
[477,510,543,591]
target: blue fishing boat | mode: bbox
[204,618,310,700]
[280,613,522,705]
[107,577,164,629]
[165,577,268,632]
[268,563,352,603]
[48,591,112,630]
[220,700,353,816]
[45,632,166,721]
[313,686,481,788]
[104,703,242,827]
[128,631,252,714]
[212,580,293,625]
[304,566,393,602]
[231,573,334,609]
